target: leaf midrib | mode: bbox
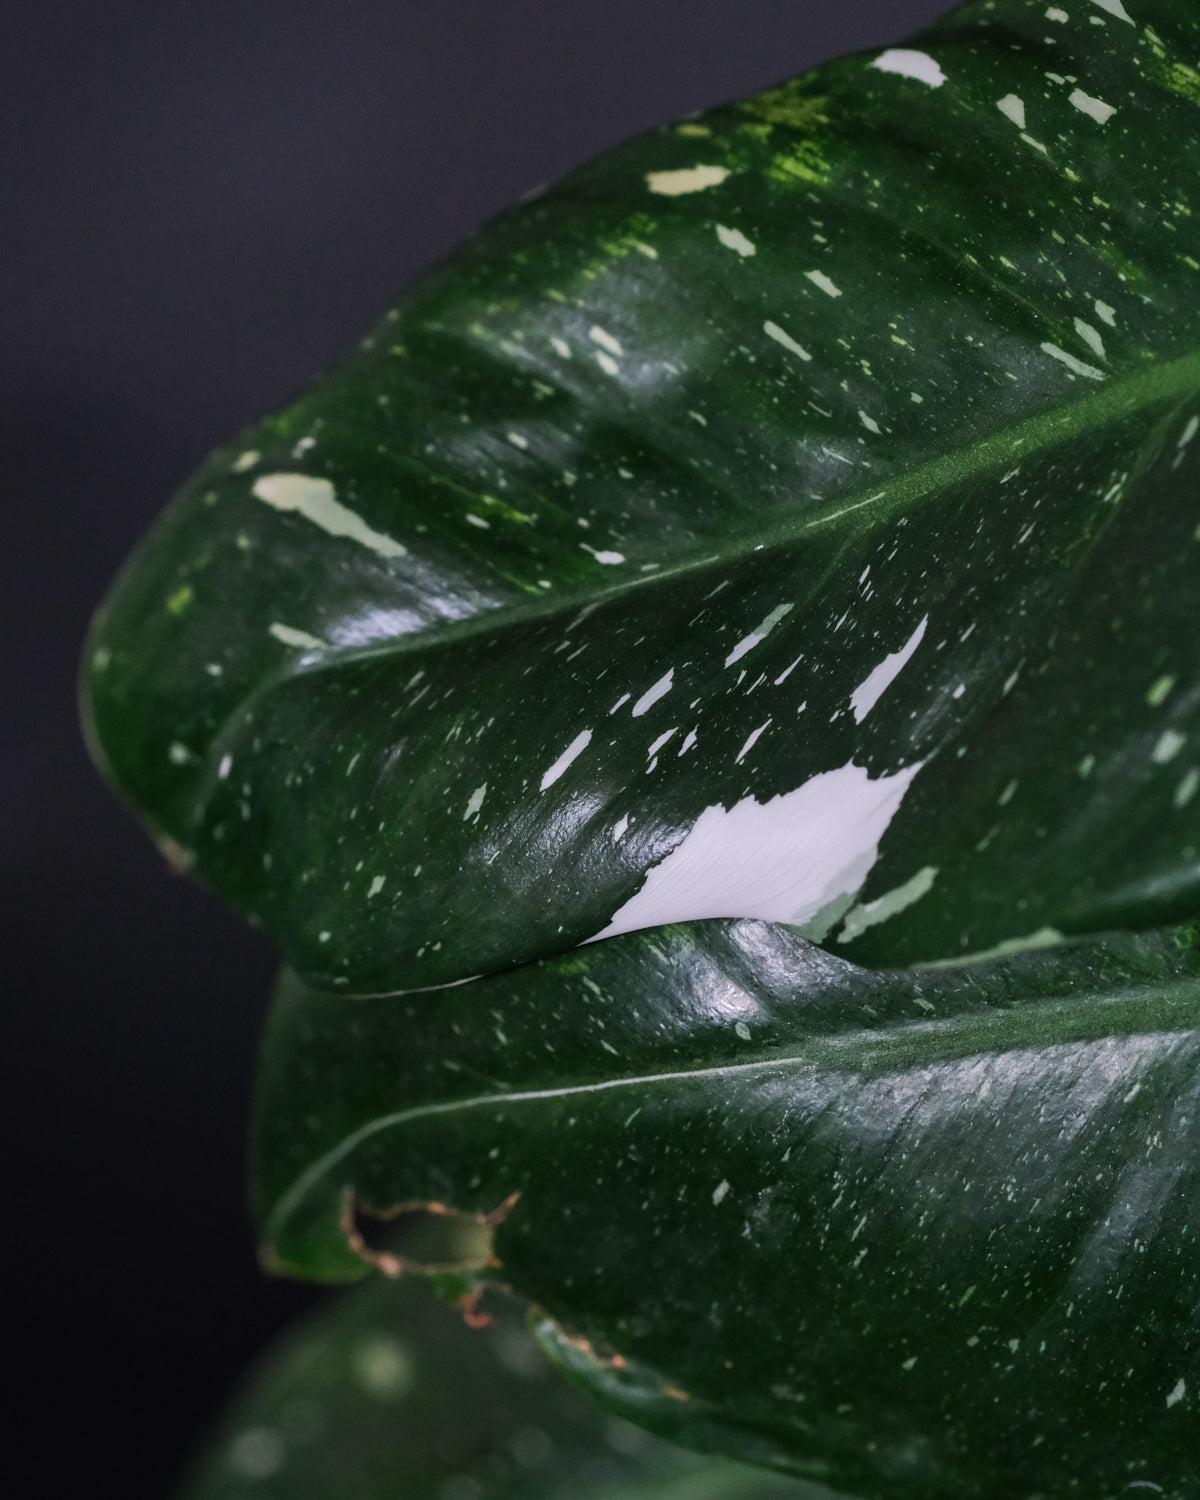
[268,346,1200,688]
[264,975,1200,1245]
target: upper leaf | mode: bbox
[85,0,1200,990]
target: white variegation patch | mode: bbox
[589,758,925,942]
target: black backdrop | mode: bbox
[5,2,949,1492]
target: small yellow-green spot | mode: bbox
[1147,674,1176,707]
[167,584,194,615]
[676,122,711,138]
[1078,753,1096,778]
[231,450,259,473]
[92,645,112,671]
[998,779,1019,806]
[966,1335,981,1348]
[901,1355,918,1371]
[481,493,535,525]
[958,1285,977,1308]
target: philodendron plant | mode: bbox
[84,0,1200,1495]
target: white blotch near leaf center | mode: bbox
[589,758,925,942]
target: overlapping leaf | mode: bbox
[178,1265,822,1500]
[257,919,1200,1500]
[85,0,1200,990]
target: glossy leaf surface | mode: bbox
[178,1268,821,1500]
[257,920,1200,1499]
[86,0,1200,990]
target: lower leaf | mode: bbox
[177,1269,820,1500]
[256,920,1200,1498]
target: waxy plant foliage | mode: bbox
[85,1,1200,1496]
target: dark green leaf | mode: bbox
[257,920,1200,1499]
[84,0,1200,988]
[178,1267,822,1500]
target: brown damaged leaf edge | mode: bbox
[338,1186,521,1278]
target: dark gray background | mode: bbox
[4,1,947,1491]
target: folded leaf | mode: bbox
[177,1268,821,1500]
[85,0,1200,989]
[257,919,1200,1499]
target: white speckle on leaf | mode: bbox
[541,730,592,790]
[232,450,259,473]
[1073,318,1106,360]
[1046,7,1069,19]
[612,814,630,842]
[1166,1377,1187,1408]
[648,728,677,758]
[595,351,620,377]
[632,669,675,717]
[763,320,812,361]
[551,336,572,359]
[736,721,771,763]
[582,545,625,565]
[678,728,698,755]
[1153,730,1186,764]
[920,927,1064,969]
[1041,342,1106,380]
[218,754,233,780]
[997,94,1027,128]
[726,604,794,667]
[269,621,326,651]
[168,742,192,765]
[464,783,487,819]
[1070,88,1117,123]
[871,49,947,87]
[252,473,406,558]
[716,224,756,256]
[839,865,938,943]
[850,616,928,723]
[735,1021,751,1040]
[589,758,925,942]
[646,164,729,196]
[805,270,842,298]
[859,410,881,434]
[1090,0,1132,22]
[368,875,385,898]
[589,326,623,356]
[609,692,632,714]
[1094,299,1116,326]
[712,1179,731,1206]
[466,513,490,529]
